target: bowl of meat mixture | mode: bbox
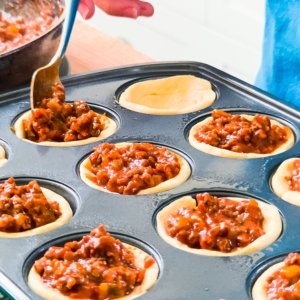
[0,0,65,91]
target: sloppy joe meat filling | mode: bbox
[167,193,265,253]
[34,224,155,300]
[286,159,300,192]
[0,4,62,54]
[194,110,288,154]
[0,177,60,232]
[87,143,181,195]
[23,83,108,142]
[266,253,300,299]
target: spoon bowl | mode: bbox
[30,0,80,108]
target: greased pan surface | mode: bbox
[0,62,300,300]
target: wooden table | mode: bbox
[66,20,153,74]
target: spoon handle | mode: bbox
[52,0,81,62]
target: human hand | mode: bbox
[78,0,154,20]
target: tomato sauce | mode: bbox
[0,177,60,232]
[266,253,300,299]
[87,143,181,195]
[34,224,155,300]
[167,193,265,253]
[286,159,300,192]
[23,83,108,142]
[194,110,288,154]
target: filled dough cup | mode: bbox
[118,75,216,115]
[79,142,191,195]
[0,178,73,238]
[155,193,282,256]
[14,109,118,147]
[251,261,284,300]
[26,226,160,300]
[188,111,294,159]
[251,252,300,300]
[271,157,300,206]
[0,144,8,168]
[12,83,118,147]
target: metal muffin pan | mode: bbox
[1,61,300,299]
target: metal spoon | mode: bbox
[30,0,80,108]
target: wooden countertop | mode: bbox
[66,19,153,74]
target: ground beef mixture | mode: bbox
[0,177,61,232]
[0,1,63,54]
[286,159,300,192]
[34,224,155,299]
[87,143,181,195]
[266,253,300,299]
[194,110,289,154]
[167,193,265,253]
[23,83,108,142]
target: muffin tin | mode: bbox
[1,61,300,299]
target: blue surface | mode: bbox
[255,0,300,108]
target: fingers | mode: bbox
[78,0,154,20]
[140,2,154,16]
[94,0,154,18]
[78,0,96,19]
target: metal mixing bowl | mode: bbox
[0,0,65,91]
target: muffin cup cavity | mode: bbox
[77,141,193,195]
[23,231,162,300]
[247,253,297,300]
[0,177,79,238]
[153,189,283,256]
[11,104,120,147]
[116,75,218,115]
[270,157,300,207]
[0,138,10,168]
[185,109,296,159]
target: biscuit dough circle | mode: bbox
[14,110,117,147]
[252,261,284,300]
[271,157,300,206]
[156,195,282,256]
[189,115,294,158]
[0,145,7,168]
[80,142,191,195]
[119,75,216,115]
[0,187,73,238]
[28,242,159,300]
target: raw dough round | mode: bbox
[119,75,216,115]
[188,115,294,158]
[80,142,191,195]
[271,157,300,206]
[14,110,117,147]
[0,187,72,238]
[28,242,159,300]
[0,145,7,168]
[252,261,284,300]
[156,195,282,256]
